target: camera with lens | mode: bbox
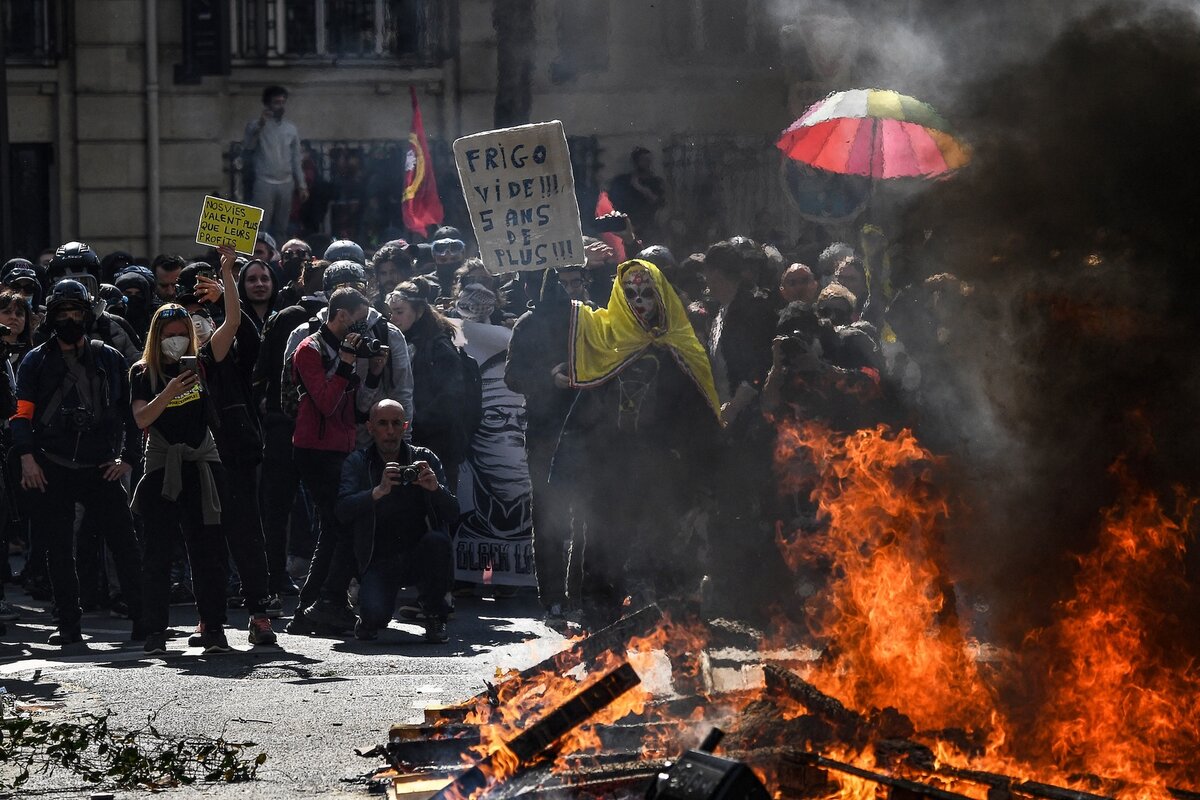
[355,337,385,358]
[386,462,421,485]
[62,407,95,433]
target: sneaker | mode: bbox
[0,600,19,622]
[48,626,83,646]
[259,595,284,619]
[143,631,168,655]
[109,597,131,619]
[226,594,246,609]
[248,616,277,646]
[423,618,448,644]
[272,579,301,597]
[190,623,232,653]
[187,624,204,648]
[397,603,426,621]
[354,620,378,641]
[169,582,194,606]
[398,604,456,621]
[285,612,316,635]
[303,600,356,632]
[199,627,232,654]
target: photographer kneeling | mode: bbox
[335,399,456,643]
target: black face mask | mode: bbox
[54,318,86,344]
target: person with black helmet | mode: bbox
[46,243,141,363]
[47,242,101,294]
[11,279,144,646]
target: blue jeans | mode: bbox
[357,529,453,629]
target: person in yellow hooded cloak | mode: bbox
[552,259,721,627]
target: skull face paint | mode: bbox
[622,268,661,328]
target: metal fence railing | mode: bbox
[225,135,603,249]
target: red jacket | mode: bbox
[291,330,359,452]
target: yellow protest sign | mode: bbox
[194,195,264,255]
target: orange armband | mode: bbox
[12,399,35,421]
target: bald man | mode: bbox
[330,400,457,642]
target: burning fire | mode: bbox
[461,615,712,776]
[772,420,1200,798]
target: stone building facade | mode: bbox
[4,0,863,259]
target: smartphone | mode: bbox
[179,356,199,373]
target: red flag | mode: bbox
[403,86,444,235]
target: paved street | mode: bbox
[0,585,567,798]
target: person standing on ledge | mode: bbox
[243,85,309,244]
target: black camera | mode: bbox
[387,463,421,485]
[355,337,385,358]
[62,407,95,432]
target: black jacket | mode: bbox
[253,296,326,415]
[335,442,458,572]
[11,338,140,466]
[407,320,470,466]
[713,288,776,393]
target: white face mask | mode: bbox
[192,315,215,343]
[160,335,190,361]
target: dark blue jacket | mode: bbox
[11,338,141,466]
[335,442,458,572]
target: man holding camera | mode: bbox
[11,280,143,645]
[282,260,414,447]
[289,287,385,632]
[335,399,455,642]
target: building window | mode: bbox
[232,0,444,64]
[3,0,56,64]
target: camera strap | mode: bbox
[40,341,104,427]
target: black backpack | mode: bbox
[280,316,395,420]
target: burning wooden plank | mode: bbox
[422,605,664,726]
[428,663,642,800]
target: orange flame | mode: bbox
[771,419,1200,797]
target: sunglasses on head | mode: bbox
[158,306,190,320]
[333,281,367,293]
[432,239,465,256]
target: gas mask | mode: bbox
[622,269,661,329]
[455,284,497,323]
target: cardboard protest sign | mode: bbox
[453,121,585,274]
[194,195,264,256]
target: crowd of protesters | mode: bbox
[0,144,979,650]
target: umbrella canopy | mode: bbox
[778,89,970,179]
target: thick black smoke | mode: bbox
[896,4,1200,642]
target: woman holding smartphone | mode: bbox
[130,245,270,654]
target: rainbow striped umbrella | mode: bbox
[777,89,970,179]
